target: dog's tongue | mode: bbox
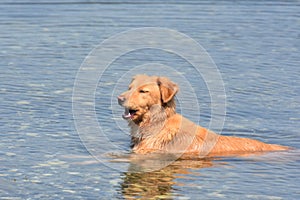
[122,108,137,119]
[122,108,132,119]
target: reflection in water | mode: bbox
[61,149,299,199]
[118,149,299,199]
[120,157,217,199]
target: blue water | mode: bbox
[1,0,299,199]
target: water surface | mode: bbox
[0,0,299,199]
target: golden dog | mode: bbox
[118,74,289,157]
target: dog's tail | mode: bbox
[265,143,291,151]
[213,135,291,153]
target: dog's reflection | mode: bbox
[120,155,218,199]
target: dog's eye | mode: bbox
[139,89,149,93]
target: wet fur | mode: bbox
[118,75,289,157]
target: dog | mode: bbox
[118,74,289,157]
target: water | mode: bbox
[1,0,299,199]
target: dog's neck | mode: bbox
[129,100,176,147]
[161,99,176,118]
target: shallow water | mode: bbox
[1,0,299,199]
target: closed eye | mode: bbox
[139,89,149,93]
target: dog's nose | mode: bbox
[118,95,126,105]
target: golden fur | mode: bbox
[118,74,289,157]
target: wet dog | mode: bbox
[118,74,289,157]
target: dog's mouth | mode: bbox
[122,108,139,120]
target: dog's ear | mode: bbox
[157,77,179,103]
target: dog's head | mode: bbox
[118,74,178,124]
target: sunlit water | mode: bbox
[0,1,299,199]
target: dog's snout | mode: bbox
[118,95,126,105]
